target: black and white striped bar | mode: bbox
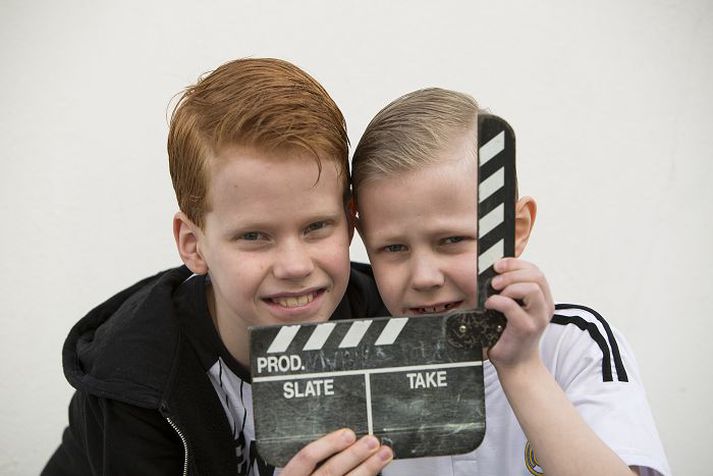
[477,114,516,308]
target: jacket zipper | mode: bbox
[165,416,189,476]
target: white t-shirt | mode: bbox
[209,303,670,476]
[383,304,670,476]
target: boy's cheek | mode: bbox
[327,229,352,265]
[321,232,352,279]
[461,265,480,304]
[372,271,405,314]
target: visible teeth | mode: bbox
[273,293,314,308]
[413,303,458,314]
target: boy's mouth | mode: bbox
[407,301,462,315]
[266,289,325,309]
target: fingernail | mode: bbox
[378,446,393,461]
[363,435,379,449]
[341,429,356,444]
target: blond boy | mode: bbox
[352,88,670,475]
[42,59,392,476]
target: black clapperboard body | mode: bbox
[250,114,516,466]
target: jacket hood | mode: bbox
[62,266,193,409]
[61,262,387,410]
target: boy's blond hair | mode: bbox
[168,58,349,228]
[352,87,480,202]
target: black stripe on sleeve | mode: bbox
[551,314,614,382]
[550,306,628,382]
[555,304,628,382]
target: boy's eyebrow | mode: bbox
[224,210,345,230]
[365,221,478,242]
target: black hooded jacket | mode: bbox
[42,263,388,475]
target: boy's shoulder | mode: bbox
[542,303,632,384]
[63,266,194,408]
[541,304,670,474]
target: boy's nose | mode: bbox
[410,255,445,291]
[272,240,315,280]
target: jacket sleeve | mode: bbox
[42,390,185,475]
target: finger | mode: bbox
[491,261,554,311]
[314,435,382,476]
[490,270,549,308]
[500,282,545,307]
[499,282,551,319]
[345,445,394,476]
[491,259,543,288]
[486,294,545,341]
[493,256,533,273]
[281,428,356,476]
[486,292,530,323]
[487,283,551,330]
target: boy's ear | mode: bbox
[173,212,208,274]
[514,196,537,257]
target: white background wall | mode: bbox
[1,1,711,474]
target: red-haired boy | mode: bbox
[43,58,393,476]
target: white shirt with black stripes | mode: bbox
[382,304,671,476]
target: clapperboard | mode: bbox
[250,114,517,466]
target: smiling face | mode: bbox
[358,137,479,316]
[188,146,351,363]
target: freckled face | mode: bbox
[358,152,479,316]
[197,147,351,341]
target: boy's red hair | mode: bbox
[168,58,349,228]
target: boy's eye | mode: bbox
[238,231,266,241]
[383,244,407,253]
[305,221,327,233]
[442,236,466,245]
[305,220,332,235]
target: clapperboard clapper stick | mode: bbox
[249,114,516,466]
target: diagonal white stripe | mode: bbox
[479,203,504,238]
[266,325,301,353]
[374,318,408,346]
[479,168,504,204]
[479,131,505,166]
[302,322,336,351]
[338,320,372,348]
[479,239,504,274]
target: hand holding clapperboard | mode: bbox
[249,115,516,467]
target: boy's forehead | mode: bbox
[202,148,348,226]
[401,153,478,184]
[442,130,479,162]
[359,159,477,216]
[211,144,346,183]
[206,146,347,206]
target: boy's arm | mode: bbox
[486,258,637,476]
[281,429,392,476]
[43,391,184,475]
